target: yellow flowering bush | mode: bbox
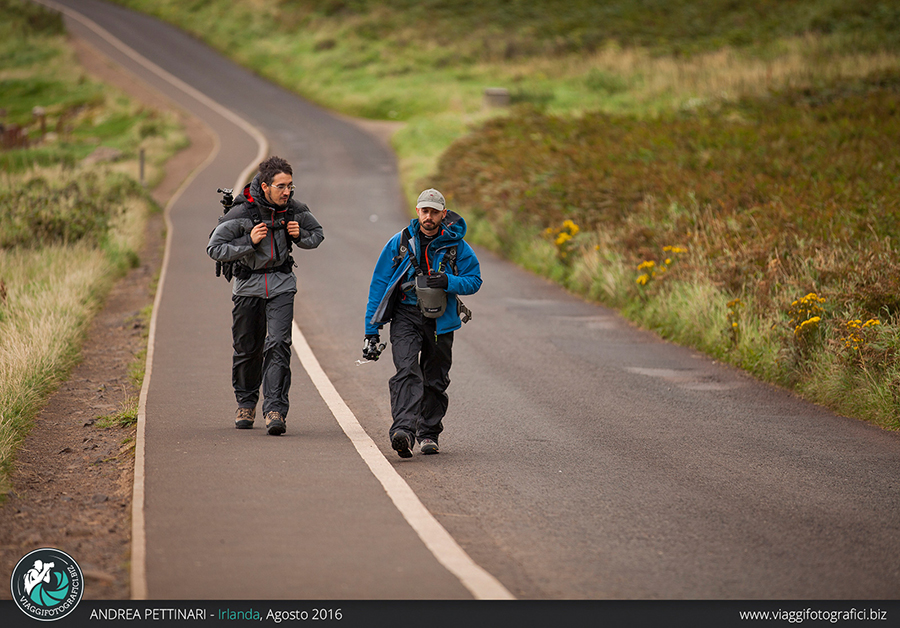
[726,297,743,344]
[843,318,881,352]
[795,316,822,336]
[543,219,580,262]
[663,245,688,257]
[635,260,657,286]
[788,293,825,329]
[636,245,687,288]
[787,292,826,347]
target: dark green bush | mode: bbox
[0,173,144,249]
[0,0,64,37]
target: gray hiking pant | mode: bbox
[388,303,454,443]
[232,291,293,417]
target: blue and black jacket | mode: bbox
[365,211,482,336]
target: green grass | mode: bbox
[110,0,900,206]
[0,0,182,496]
[114,1,900,60]
[0,241,126,493]
[0,77,102,123]
[100,0,900,428]
[109,0,900,117]
[127,305,152,388]
[96,397,139,429]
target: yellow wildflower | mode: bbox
[794,316,821,336]
[562,219,580,236]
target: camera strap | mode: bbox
[394,228,471,323]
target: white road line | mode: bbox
[292,323,516,600]
[40,0,514,601]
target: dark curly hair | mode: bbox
[258,156,293,186]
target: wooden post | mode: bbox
[32,106,46,137]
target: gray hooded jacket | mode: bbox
[207,174,324,298]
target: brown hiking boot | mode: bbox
[235,407,255,429]
[265,411,286,436]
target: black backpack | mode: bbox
[212,186,295,282]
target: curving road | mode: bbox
[47,0,900,601]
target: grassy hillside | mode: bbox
[112,1,900,186]
[106,0,900,428]
[432,74,900,428]
[0,0,185,495]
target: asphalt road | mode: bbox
[48,0,900,601]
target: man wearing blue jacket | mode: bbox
[364,189,482,458]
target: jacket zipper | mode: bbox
[423,228,447,274]
[264,209,289,297]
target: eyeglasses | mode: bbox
[267,183,295,191]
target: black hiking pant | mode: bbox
[232,291,293,417]
[388,303,454,443]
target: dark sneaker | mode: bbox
[265,411,286,436]
[235,407,255,429]
[391,431,413,458]
[419,438,439,455]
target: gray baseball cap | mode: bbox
[416,188,445,211]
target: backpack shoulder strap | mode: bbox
[400,228,411,255]
[216,201,261,226]
[393,228,423,275]
[281,205,297,252]
[441,245,459,274]
[247,202,263,225]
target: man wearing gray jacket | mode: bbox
[208,156,324,435]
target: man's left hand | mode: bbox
[426,272,449,289]
[287,221,300,238]
[362,335,385,361]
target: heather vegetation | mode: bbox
[0,0,184,494]
[108,0,900,427]
[432,76,900,428]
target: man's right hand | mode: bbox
[250,222,268,245]
[362,335,385,361]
